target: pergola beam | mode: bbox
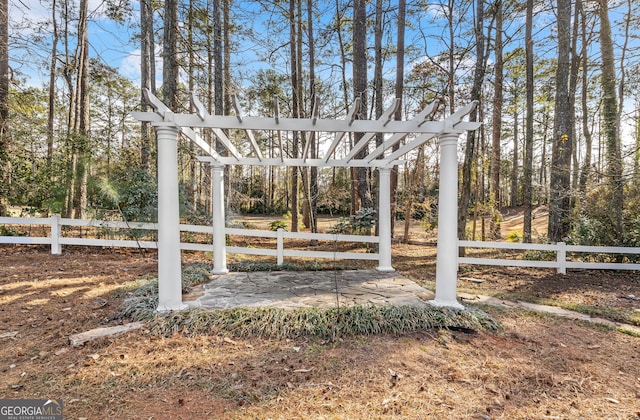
[301,98,319,160]
[198,156,401,169]
[342,98,401,162]
[134,89,221,160]
[232,94,263,160]
[323,97,360,162]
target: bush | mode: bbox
[269,220,288,231]
[328,208,377,235]
[506,230,523,243]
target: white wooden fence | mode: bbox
[0,215,379,265]
[2,216,639,272]
[459,240,640,273]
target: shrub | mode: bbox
[269,220,288,231]
[506,230,523,243]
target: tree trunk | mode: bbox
[353,0,371,212]
[510,102,518,208]
[548,0,573,242]
[490,0,503,239]
[523,0,534,243]
[289,0,299,232]
[307,0,318,234]
[577,0,592,199]
[458,0,486,248]
[391,0,406,239]
[0,0,8,216]
[163,0,179,111]
[47,0,58,171]
[373,0,383,236]
[72,0,90,219]
[598,0,623,238]
[140,0,153,170]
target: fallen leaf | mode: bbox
[604,397,619,404]
[293,368,313,373]
[0,331,19,339]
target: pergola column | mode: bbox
[430,132,464,309]
[211,163,229,274]
[377,167,394,272]
[154,123,186,311]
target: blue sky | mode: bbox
[9,0,141,87]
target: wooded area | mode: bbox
[0,0,639,247]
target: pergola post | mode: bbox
[430,132,464,309]
[211,163,229,274]
[155,123,186,311]
[377,167,394,272]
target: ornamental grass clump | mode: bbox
[144,305,502,340]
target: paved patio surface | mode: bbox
[184,269,436,310]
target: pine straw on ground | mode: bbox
[1,245,639,419]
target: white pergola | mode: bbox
[132,90,480,311]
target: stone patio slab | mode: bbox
[184,269,434,310]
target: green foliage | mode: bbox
[564,184,640,264]
[145,305,502,340]
[269,220,288,231]
[283,211,305,230]
[0,226,25,236]
[506,230,523,243]
[100,166,158,222]
[329,208,376,234]
[328,217,352,234]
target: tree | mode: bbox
[597,0,623,237]
[0,0,8,215]
[47,0,59,170]
[288,0,300,231]
[307,0,318,234]
[548,0,573,242]
[353,0,372,212]
[489,0,504,239]
[163,0,179,110]
[458,0,488,244]
[139,0,154,170]
[522,0,534,243]
[391,0,406,237]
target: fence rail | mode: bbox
[459,240,640,273]
[2,216,639,272]
[0,215,378,265]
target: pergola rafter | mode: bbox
[134,90,478,168]
[132,89,481,312]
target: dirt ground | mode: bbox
[1,239,640,418]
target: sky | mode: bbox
[8,0,142,87]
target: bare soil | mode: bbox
[1,239,640,419]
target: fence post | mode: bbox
[50,214,61,255]
[277,228,284,266]
[557,241,567,275]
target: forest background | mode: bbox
[0,0,639,247]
